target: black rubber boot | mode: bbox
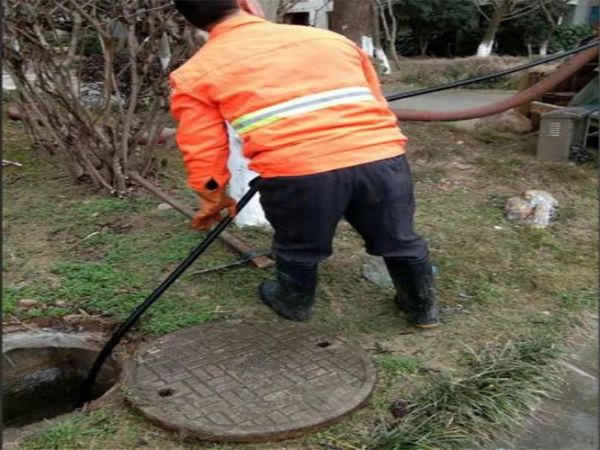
[259,258,317,321]
[384,257,441,329]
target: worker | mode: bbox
[170,0,440,328]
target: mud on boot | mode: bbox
[384,257,440,329]
[259,258,317,322]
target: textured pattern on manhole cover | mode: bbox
[123,321,377,442]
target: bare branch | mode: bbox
[3,0,194,194]
[472,0,492,20]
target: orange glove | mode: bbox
[238,0,266,17]
[192,189,237,230]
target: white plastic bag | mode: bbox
[505,190,559,228]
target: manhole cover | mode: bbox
[123,321,377,442]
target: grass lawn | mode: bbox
[3,114,597,449]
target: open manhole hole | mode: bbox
[2,332,121,428]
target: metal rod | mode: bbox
[191,251,271,276]
[78,182,260,406]
[128,171,273,269]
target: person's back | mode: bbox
[170,15,406,183]
[171,0,440,329]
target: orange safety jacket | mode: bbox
[170,14,407,194]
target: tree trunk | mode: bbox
[330,0,375,44]
[454,29,463,57]
[375,0,401,70]
[330,0,393,73]
[369,0,392,73]
[539,22,559,56]
[418,34,429,56]
[476,1,509,57]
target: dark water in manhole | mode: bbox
[2,346,120,428]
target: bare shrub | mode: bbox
[382,55,530,90]
[3,1,200,194]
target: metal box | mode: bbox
[537,107,591,162]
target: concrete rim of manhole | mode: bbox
[122,320,377,443]
[3,330,122,433]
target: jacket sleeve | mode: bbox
[170,76,231,194]
[358,48,388,105]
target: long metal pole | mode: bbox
[78,182,259,406]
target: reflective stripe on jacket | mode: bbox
[170,15,407,193]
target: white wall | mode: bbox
[568,0,600,23]
[290,0,334,28]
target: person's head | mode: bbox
[174,0,240,30]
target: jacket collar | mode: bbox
[210,14,266,39]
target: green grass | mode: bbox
[465,279,507,305]
[375,338,563,450]
[559,287,598,312]
[3,229,260,332]
[19,411,117,450]
[377,355,423,376]
[4,116,597,450]
[3,161,269,332]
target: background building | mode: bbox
[567,0,600,25]
[282,0,334,28]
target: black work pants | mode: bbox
[256,155,429,264]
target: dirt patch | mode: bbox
[3,315,116,335]
[102,221,134,235]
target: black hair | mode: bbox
[174,0,239,30]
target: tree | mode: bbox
[372,0,402,69]
[3,1,198,194]
[394,0,480,56]
[538,0,571,55]
[498,9,551,55]
[330,0,394,73]
[474,0,544,57]
[548,23,597,53]
[330,0,377,44]
[497,0,569,55]
[397,0,437,55]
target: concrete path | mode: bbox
[499,317,599,450]
[389,89,515,112]
[388,89,516,129]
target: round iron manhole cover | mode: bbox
[123,321,377,442]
